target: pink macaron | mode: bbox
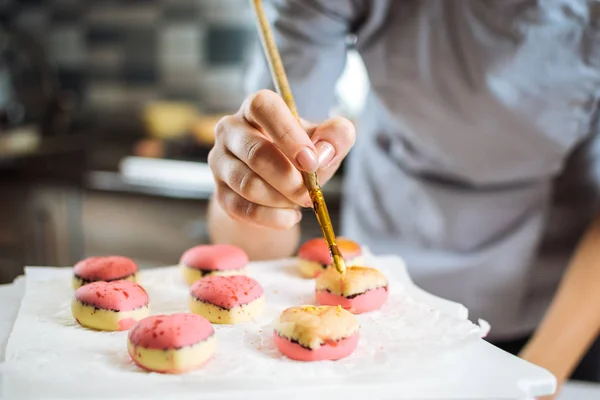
[273,305,360,361]
[315,266,388,314]
[72,256,139,289]
[189,275,265,324]
[71,280,150,331]
[127,313,216,374]
[179,244,249,285]
[297,238,363,278]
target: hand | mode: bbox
[208,89,355,230]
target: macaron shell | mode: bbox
[298,259,324,279]
[74,280,149,311]
[189,295,265,324]
[180,264,247,286]
[190,275,264,310]
[297,238,361,266]
[128,335,216,374]
[316,266,388,297]
[180,244,249,271]
[72,300,149,331]
[274,331,359,361]
[73,256,139,286]
[128,314,214,349]
[316,287,389,314]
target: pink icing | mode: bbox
[180,244,249,271]
[316,287,389,314]
[128,313,214,349]
[74,280,148,311]
[73,256,138,281]
[273,332,359,361]
[190,275,264,309]
[297,238,361,265]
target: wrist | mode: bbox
[207,195,301,260]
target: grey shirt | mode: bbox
[246,0,600,339]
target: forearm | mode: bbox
[207,196,301,261]
[520,213,600,384]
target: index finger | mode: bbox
[240,90,318,172]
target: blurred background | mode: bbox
[0,0,369,284]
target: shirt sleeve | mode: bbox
[244,0,364,122]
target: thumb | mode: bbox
[310,117,356,170]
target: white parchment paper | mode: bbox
[2,255,488,399]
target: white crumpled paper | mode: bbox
[2,255,488,399]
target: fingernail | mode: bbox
[279,209,302,229]
[285,209,302,227]
[316,141,335,169]
[295,147,318,171]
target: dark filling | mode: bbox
[77,300,148,313]
[186,267,243,276]
[190,297,260,311]
[324,285,388,299]
[276,332,314,350]
[275,332,348,350]
[74,273,136,285]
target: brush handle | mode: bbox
[250,0,346,275]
